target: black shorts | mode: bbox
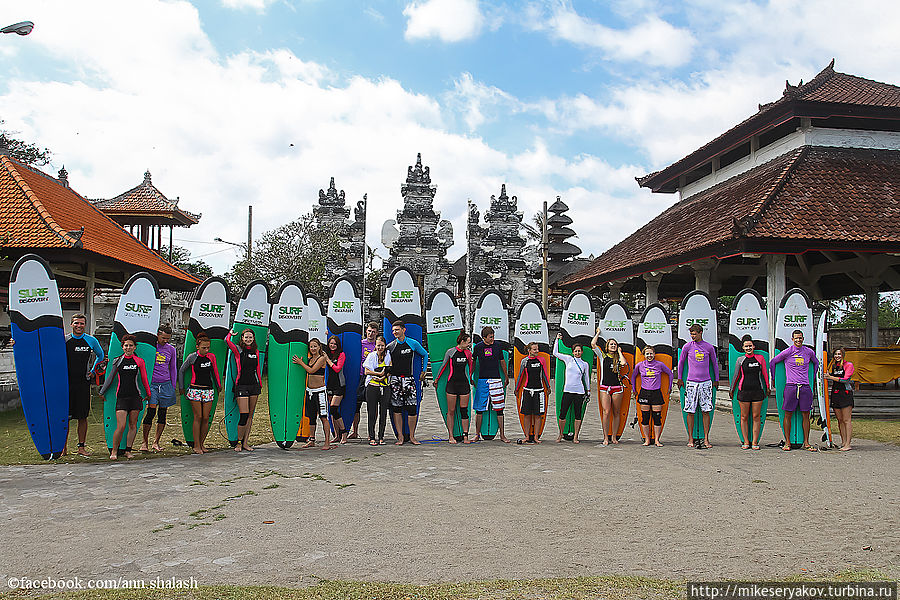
[356,380,366,411]
[305,388,328,420]
[69,380,91,420]
[520,388,545,416]
[831,389,854,409]
[638,388,664,406]
[737,389,765,404]
[116,395,144,412]
[235,382,261,397]
[446,379,471,396]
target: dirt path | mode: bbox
[0,389,897,588]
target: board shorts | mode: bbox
[326,378,346,397]
[116,395,144,412]
[520,388,545,415]
[305,386,328,420]
[474,378,505,412]
[149,381,176,408]
[683,380,713,413]
[235,383,262,397]
[737,389,765,403]
[783,383,813,412]
[559,391,586,420]
[68,379,91,420]
[356,380,366,412]
[446,380,470,396]
[638,388,664,406]
[187,387,215,403]
[830,388,854,409]
[598,384,624,394]
[390,376,417,411]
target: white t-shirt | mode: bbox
[363,351,392,386]
[554,339,590,394]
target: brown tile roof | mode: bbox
[0,155,201,287]
[564,146,900,288]
[638,61,900,191]
[92,170,199,225]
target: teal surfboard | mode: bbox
[223,280,271,446]
[677,290,718,444]
[774,288,815,449]
[555,291,595,439]
[268,281,308,449]
[473,290,510,440]
[180,277,231,447]
[103,273,161,451]
[727,289,769,445]
[426,288,465,441]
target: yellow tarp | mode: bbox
[843,348,900,384]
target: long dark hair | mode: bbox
[326,335,343,360]
[239,328,257,351]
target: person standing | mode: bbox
[324,335,349,444]
[436,332,474,444]
[177,332,222,454]
[631,345,673,447]
[226,328,262,452]
[825,347,854,451]
[471,326,511,444]
[591,328,628,445]
[553,333,591,444]
[293,338,333,450]
[351,322,379,439]
[362,335,392,446]
[141,324,177,452]
[514,341,550,444]
[63,313,105,456]
[675,323,719,449]
[387,321,428,445]
[729,335,769,450]
[769,329,820,451]
[100,334,150,460]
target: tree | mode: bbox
[0,120,52,166]
[225,212,346,297]
[829,293,900,329]
[521,211,545,245]
[159,244,213,278]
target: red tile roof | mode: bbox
[638,62,900,192]
[0,155,201,288]
[92,170,199,225]
[564,146,900,288]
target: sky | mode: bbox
[2,0,899,276]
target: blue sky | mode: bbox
[2,0,899,273]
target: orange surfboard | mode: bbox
[597,301,634,440]
[634,303,675,443]
[513,301,552,438]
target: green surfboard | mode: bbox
[555,291,595,439]
[677,290,718,444]
[180,277,231,447]
[774,288,815,448]
[427,288,465,441]
[267,281,308,449]
[727,289,769,445]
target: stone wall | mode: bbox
[827,328,900,350]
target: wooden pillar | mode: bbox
[85,263,96,334]
[609,281,623,301]
[766,255,786,348]
[643,273,663,307]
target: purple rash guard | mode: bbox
[361,339,377,376]
[770,345,819,385]
[631,359,673,391]
[677,340,719,383]
[152,343,178,385]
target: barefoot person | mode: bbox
[64,313,105,456]
[141,324,177,452]
[471,326,511,443]
[436,332,474,444]
[729,335,769,450]
[631,345,673,447]
[351,322,379,439]
[553,333,591,444]
[324,335,349,444]
[387,321,428,445]
[591,328,628,445]
[770,329,820,452]
[292,338,333,450]
[178,332,222,454]
[825,347,854,451]
[362,335,392,446]
[225,328,262,452]
[514,341,550,444]
[99,334,150,460]
[675,323,719,449]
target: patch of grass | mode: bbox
[373,452,384,456]
[342,457,359,463]
[752,479,767,484]
[302,472,328,482]
[334,483,355,489]
[825,416,900,446]
[189,480,207,486]
[150,523,175,533]
[263,483,279,490]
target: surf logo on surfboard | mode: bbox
[565,312,591,326]
[391,290,415,303]
[602,319,628,333]
[124,302,154,317]
[734,317,761,330]
[198,303,226,317]
[16,287,50,304]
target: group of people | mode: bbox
[38,313,857,460]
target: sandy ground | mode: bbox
[0,388,897,589]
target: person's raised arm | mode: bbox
[553,334,567,361]
[590,326,601,351]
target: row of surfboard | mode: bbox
[8,252,831,458]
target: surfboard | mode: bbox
[180,277,231,447]
[815,309,832,447]
[597,300,634,441]
[774,288,815,449]
[222,280,270,446]
[327,277,363,439]
[727,289,769,445]
[382,267,425,441]
[267,282,308,449]
[473,289,510,440]
[8,254,69,459]
[296,294,326,442]
[634,303,674,442]
[677,290,719,444]
[555,291,595,440]
[103,272,161,451]
[426,288,465,441]
[513,300,551,439]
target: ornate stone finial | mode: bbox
[406,153,431,184]
[143,169,152,184]
[355,196,366,221]
[58,165,69,187]
[500,183,507,198]
[318,176,346,207]
[0,136,9,156]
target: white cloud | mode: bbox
[221,0,278,11]
[528,1,696,67]
[403,0,484,43]
[445,72,520,131]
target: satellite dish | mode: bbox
[1,21,34,36]
[381,219,399,249]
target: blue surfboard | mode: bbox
[383,267,424,441]
[9,254,70,459]
[327,277,363,438]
